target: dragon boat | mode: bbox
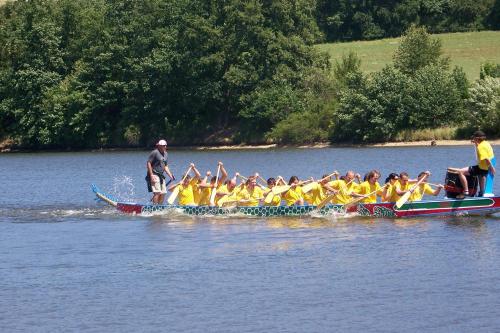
[92,184,500,218]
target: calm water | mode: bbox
[1,146,500,332]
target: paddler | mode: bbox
[167,163,201,206]
[410,171,443,201]
[381,173,399,202]
[352,170,384,203]
[448,130,496,198]
[305,174,335,205]
[328,171,360,204]
[146,139,175,204]
[197,162,227,206]
[263,177,282,206]
[282,176,305,206]
[235,176,264,206]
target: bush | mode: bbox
[465,77,500,136]
[267,104,334,144]
[480,62,500,79]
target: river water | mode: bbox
[1,146,500,332]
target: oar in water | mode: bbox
[344,183,388,209]
[395,176,427,209]
[167,165,193,204]
[209,164,221,206]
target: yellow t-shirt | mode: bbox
[307,183,325,206]
[386,181,411,203]
[192,181,201,205]
[262,187,282,206]
[327,180,359,204]
[410,183,434,201]
[283,186,304,206]
[237,186,264,206]
[197,187,211,206]
[356,181,382,203]
[477,140,494,170]
[177,178,198,206]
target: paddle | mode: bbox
[344,183,388,209]
[395,176,427,209]
[167,165,192,204]
[209,164,221,206]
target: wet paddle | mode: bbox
[209,164,221,206]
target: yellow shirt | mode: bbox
[177,178,198,206]
[283,186,304,206]
[307,183,325,205]
[386,181,411,203]
[262,187,282,206]
[237,186,264,206]
[192,181,201,204]
[328,180,359,204]
[357,181,382,203]
[197,187,211,206]
[477,140,494,170]
[410,183,434,201]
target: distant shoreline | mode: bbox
[2,139,499,153]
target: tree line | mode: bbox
[0,0,499,149]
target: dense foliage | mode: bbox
[0,1,499,149]
[316,0,500,42]
[0,0,328,147]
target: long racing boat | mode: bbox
[92,184,500,218]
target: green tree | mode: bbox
[393,25,449,75]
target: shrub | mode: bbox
[466,77,500,136]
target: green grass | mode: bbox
[317,31,500,80]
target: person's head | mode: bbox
[156,139,167,152]
[345,171,355,181]
[288,176,299,185]
[417,171,430,180]
[182,174,191,186]
[246,176,257,189]
[210,176,217,184]
[399,172,409,184]
[471,130,486,143]
[366,170,380,184]
[320,174,330,184]
[385,173,399,184]
[226,179,236,191]
[267,177,276,188]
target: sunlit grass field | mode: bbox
[317,31,500,80]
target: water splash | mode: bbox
[111,175,138,202]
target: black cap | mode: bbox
[471,130,486,138]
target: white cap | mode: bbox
[156,139,167,146]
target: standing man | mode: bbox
[448,130,495,198]
[146,139,175,204]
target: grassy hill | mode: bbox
[317,31,500,80]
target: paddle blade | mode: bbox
[272,185,290,195]
[209,188,217,206]
[395,191,411,209]
[315,193,335,210]
[167,186,180,204]
[301,182,318,194]
[264,191,275,204]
